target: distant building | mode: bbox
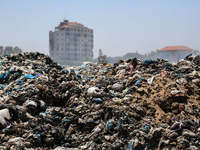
[98,49,107,64]
[49,20,93,62]
[0,46,3,56]
[157,46,193,62]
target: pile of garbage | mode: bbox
[0,52,200,149]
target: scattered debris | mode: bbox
[0,52,199,149]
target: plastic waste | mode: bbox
[25,73,37,79]
[106,120,114,131]
[117,118,123,132]
[0,52,198,149]
[92,98,103,103]
[142,59,157,65]
[0,109,11,126]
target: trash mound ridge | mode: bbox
[0,52,199,149]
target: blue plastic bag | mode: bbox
[18,80,23,85]
[0,74,4,80]
[106,120,114,131]
[117,118,123,132]
[25,74,37,79]
[92,98,103,103]
[62,69,69,74]
[76,73,81,78]
[142,59,157,65]
[4,69,14,79]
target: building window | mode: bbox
[65,28,70,31]
[74,33,80,37]
[65,33,70,36]
[74,43,77,46]
[84,44,87,47]
[74,38,77,42]
[84,34,87,37]
[57,53,59,55]
[66,48,70,51]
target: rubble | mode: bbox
[0,52,199,149]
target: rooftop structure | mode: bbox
[158,46,193,51]
[157,45,193,62]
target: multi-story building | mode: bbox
[49,20,93,62]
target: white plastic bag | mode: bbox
[0,108,11,126]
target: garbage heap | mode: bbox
[0,52,199,150]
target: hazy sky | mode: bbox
[0,0,200,58]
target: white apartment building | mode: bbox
[49,20,93,62]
